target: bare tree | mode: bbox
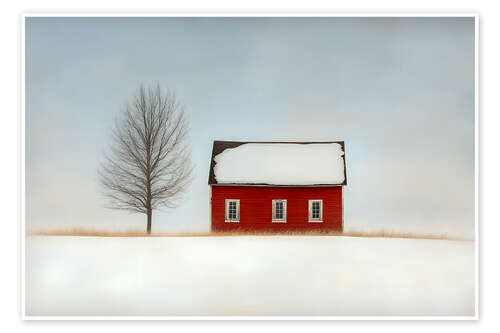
[99,84,192,234]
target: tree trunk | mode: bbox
[146,210,152,234]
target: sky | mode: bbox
[25,17,475,237]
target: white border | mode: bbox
[24,13,477,17]
[21,13,479,321]
[474,11,479,320]
[21,12,26,321]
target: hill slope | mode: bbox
[26,236,474,316]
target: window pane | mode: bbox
[228,201,237,219]
[312,201,320,219]
[276,201,283,219]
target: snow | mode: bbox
[213,143,345,185]
[26,236,474,316]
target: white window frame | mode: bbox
[272,199,287,223]
[308,199,323,222]
[225,199,240,222]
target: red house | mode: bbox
[208,141,347,233]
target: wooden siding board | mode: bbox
[211,186,343,232]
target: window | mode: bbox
[225,199,240,222]
[272,199,287,222]
[308,200,323,222]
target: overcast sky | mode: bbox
[25,17,475,237]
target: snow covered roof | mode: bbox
[208,141,347,186]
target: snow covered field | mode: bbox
[25,236,474,317]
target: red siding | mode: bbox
[211,186,343,232]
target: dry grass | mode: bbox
[27,227,471,241]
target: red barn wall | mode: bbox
[210,186,343,232]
